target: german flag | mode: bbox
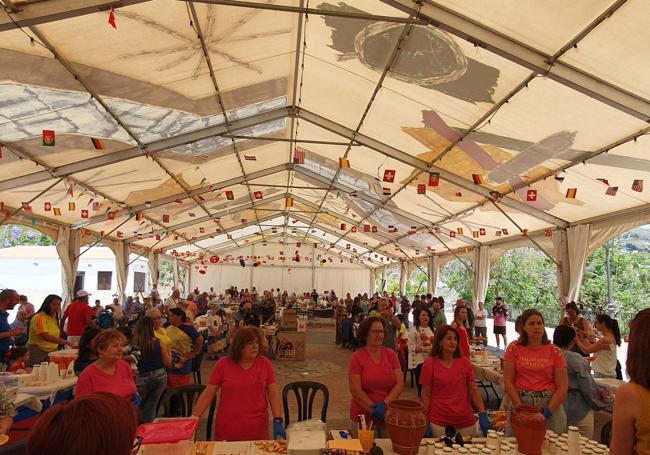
[53,207,61,216]
[565,188,577,199]
[338,157,350,169]
[371,226,378,233]
[472,174,484,185]
[502,228,509,235]
[91,138,105,150]
[457,227,463,235]
[455,192,462,197]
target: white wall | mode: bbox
[189,244,373,295]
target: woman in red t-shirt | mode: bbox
[75,329,138,403]
[192,327,285,441]
[503,309,568,434]
[348,317,404,437]
[451,305,471,358]
[420,325,490,437]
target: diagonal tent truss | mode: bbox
[1,0,650,275]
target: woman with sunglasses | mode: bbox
[192,327,285,441]
[420,325,490,438]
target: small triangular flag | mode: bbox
[108,9,117,28]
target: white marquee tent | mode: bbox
[0,0,649,305]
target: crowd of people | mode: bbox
[0,285,647,454]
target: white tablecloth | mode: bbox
[18,377,77,402]
[13,393,42,413]
[472,358,504,386]
[595,377,625,394]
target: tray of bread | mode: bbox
[251,440,287,455]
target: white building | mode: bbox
[0,246,150,314]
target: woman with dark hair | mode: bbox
[611,308,650,454]
[27,392,139,455]
[27,294,75,366]
[192,327,285,441]
[132,316,172,422]
[348,316,404,436]
[451,305,471,358]
[74,326,102,376]
[75,329,138,403]
[165,307,203,388]
[553,325,612,439]
[420,325,490,438]
[574,313,621,378]
[504,309,568,434]
[559,301,592,356]
[407,308,434,397]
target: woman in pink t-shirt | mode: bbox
[192,327,285,441]
[420,325,490,438]
[75,329,138,403]
[503,309,568,434]
[348,317,404,437]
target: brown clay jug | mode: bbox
[384,400,427,455]
[511,404,547,455]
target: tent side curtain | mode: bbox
[56,226,80,307]
[472,246,490,309]
[428,255,440,296]
[567,224,592,302]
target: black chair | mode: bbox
[159,384,217,440]
[192,350,204,384]
[282,381,329,426]
[476,380,501,409]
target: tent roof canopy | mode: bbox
[1,0,649,268]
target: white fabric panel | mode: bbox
[173,259,179,290]
[56,226,80,307]
[369,269,376,296]
[399,262,408,296]
[252,267,284,292]
[315,268,342,296]
[567,224,592,302]
[283,268,312,294]
[428,256,440,295]
[220,265,252,290]
[553,230,570,299]
[589,220,649,256]
[147,250,159,287]
[110,241,130,301]
[472,246,490,309]
[343,269,371,297]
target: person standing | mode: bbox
[503,309,568,434]
[60,290,95,345]
[491,297,509,350]
[610,308,650,454]
[574,313,621,378]
[430,297,447,330]
[17,295,35,319]
[348,317,404,437]
[0,289,24,362]
[165,289,181,310]
[407,308,434,397]
[420,325,490,438]
[28,295,75,366]
[558,301,592,356]
[132,316,171,422]
[192,328,285,441]
[474,302,488,340]
[166,308,203,388]
[451,305,472,358]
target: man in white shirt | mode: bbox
[165,289,181,309]
[474,301,488,340]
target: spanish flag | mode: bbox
[472,174,484,185]
[473,231,479,238]
[285,197,293,208]
[457,227,463,235]
[53,207,61,216]
[68,202,75,211]
[338,157,350,169]
[565,188,577,199]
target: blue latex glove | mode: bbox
[542,407,553,420]
[424,422,433,438]
[131,393,142,406]
[371,402,386,421]
[273,420,286,440]
[478,412,491,435]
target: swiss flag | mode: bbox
[254,191,263,200]
[81,210,89,219]
[383,169,396,183]
[44,202,52,211]
[526,189,538,202]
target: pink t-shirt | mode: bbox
[419,356,476,428]
[75,360,137,400]
[504,342,567,392]
[348,347,400,423]
[209,356,276,441]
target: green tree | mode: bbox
[0,225,55,248]
[439,258,473,302]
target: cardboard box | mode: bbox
[275,331,306,361]
[280,310,298,330]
